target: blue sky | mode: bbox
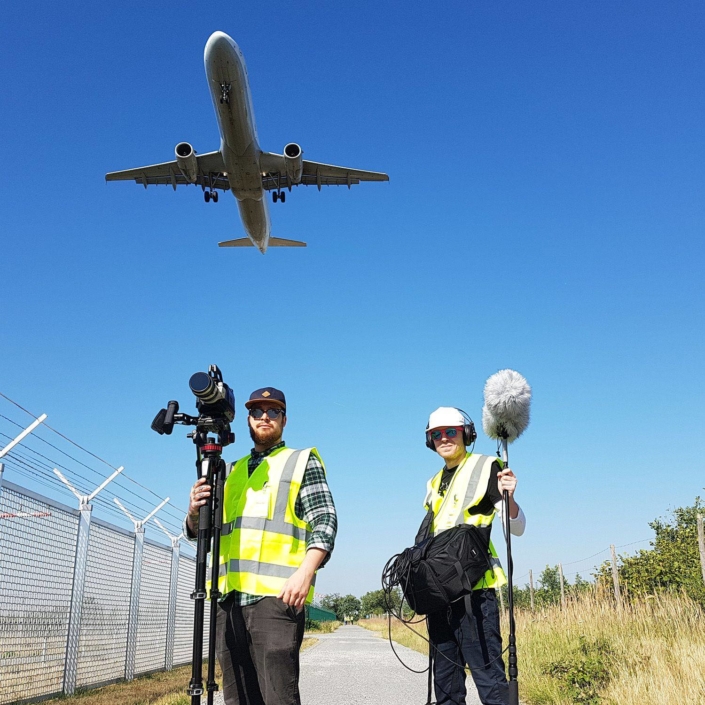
[1,1,704,596]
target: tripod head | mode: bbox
[151,365,235,448]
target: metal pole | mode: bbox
[0,414,47,459]
[125,527,145,680]
[114,496,170,681]
[165,537,180,670]
[697,514,705,588]
[558,563,565,609]
[57,466,122,695]
[529,569,535,611]
[155,518,183,672]
[610,545,622,610]
[63,501,92,695]
[500,438,518,705]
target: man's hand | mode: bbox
[497,467,519,519]
[497,467,517,497]
[277,547,328,609]
[187,477,211,534]
[278,565,316,609]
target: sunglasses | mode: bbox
[250,407,285,420]
[430,427,462,441]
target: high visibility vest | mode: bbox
[424,453,507,590]
[217,446,320,603]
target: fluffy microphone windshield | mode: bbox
[482,369,532,443]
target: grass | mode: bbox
[32,639,318,705]
[305,620,341,634]
[360,591,705,705]
[359,616,429,654]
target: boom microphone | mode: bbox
[481,368,531,705]
[482,369,531,443]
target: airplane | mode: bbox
[106,31,389,253]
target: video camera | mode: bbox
[151,364,235,447]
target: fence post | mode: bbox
[697,514,705,587]
[498,584,505,611]
[116,496,170,681]
[155,518,182,671]
[529,569,535,611]
[610,544,622,610]
[64,500,92,695]
[558,563,565,609]
[55,465,124,695]
[125,527,145,680]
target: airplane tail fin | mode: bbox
[268,237,307,247]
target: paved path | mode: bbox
[213,624,481,705]
[299,625,481,705]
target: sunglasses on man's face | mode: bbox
[430,427,462,441]
[250,408,285,420]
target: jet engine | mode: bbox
[284,143,303,184]
[175,142,198,183]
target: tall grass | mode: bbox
[362,590,705,704]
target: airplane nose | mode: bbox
[204,31,239,63]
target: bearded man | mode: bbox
[185,387,337,705]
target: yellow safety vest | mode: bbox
[217,446,321,603]
[425,452,507,590]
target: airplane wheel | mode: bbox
[212,191,219,203]
[280,191,286,203]
[204,191,211,203]
[272,192,278,203]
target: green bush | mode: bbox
[545,636,613,704]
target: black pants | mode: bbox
[427,589,508,705]
[216,594,305,705]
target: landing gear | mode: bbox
[212,191,218,203]
[271,172,286,203]
[219,82,231,105]
[204,191,211,203]
[205,190,218,203]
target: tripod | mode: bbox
[188,432,228,705]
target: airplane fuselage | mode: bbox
[204,32,270,252]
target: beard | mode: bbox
[249,424,282,448]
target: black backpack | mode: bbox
[394,509,492,616]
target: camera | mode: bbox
[151,364,235,447]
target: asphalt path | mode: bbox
[299,625,481,705]
[212,624,482,705]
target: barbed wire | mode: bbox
[0,394,190,523]
[0,396,191,539]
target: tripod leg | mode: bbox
[189,455,214,705]
[206,459,225,705]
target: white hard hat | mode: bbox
[426,407,466,431]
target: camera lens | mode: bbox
[190,372,220,404]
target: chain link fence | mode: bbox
[0,479,208,705]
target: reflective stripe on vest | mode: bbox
[216,446,319,603]
[425,453,507,590]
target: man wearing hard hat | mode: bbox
[423,407,526,705]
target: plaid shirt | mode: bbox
[185,441,337,606]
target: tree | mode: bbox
[320,593,343,618]
[360,588,402,617]
[339,594,361,622]
[595,497,705,605]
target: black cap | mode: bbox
[245,387,286,411]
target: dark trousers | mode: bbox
[427,589,508,705]
[216,594,305,705]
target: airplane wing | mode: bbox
[105,151,229,190]
[259,153,389,191]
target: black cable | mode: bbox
[381,552,509,674]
